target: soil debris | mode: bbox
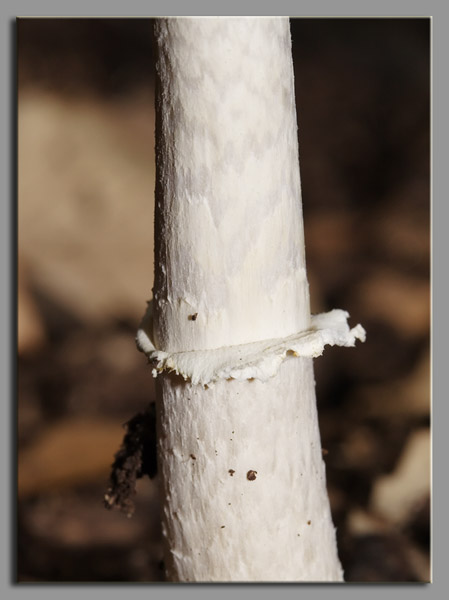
[104,405,157,517]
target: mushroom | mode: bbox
[137,16,365,582]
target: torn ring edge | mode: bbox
[136,301,366,387]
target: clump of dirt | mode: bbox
[104,406,157,517]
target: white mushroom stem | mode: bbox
[140,16,365,582]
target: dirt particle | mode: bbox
[188,313,198,321]
[221,525,225,529]
[246,470,257,481]
[228,469,235,476]
[104,405,157,517]
[307,520,311,525]
[190,454,196,460]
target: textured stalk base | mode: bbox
[156,357,343,582]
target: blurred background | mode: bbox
[17,17,430,582]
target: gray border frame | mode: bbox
[4,0,441,597]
